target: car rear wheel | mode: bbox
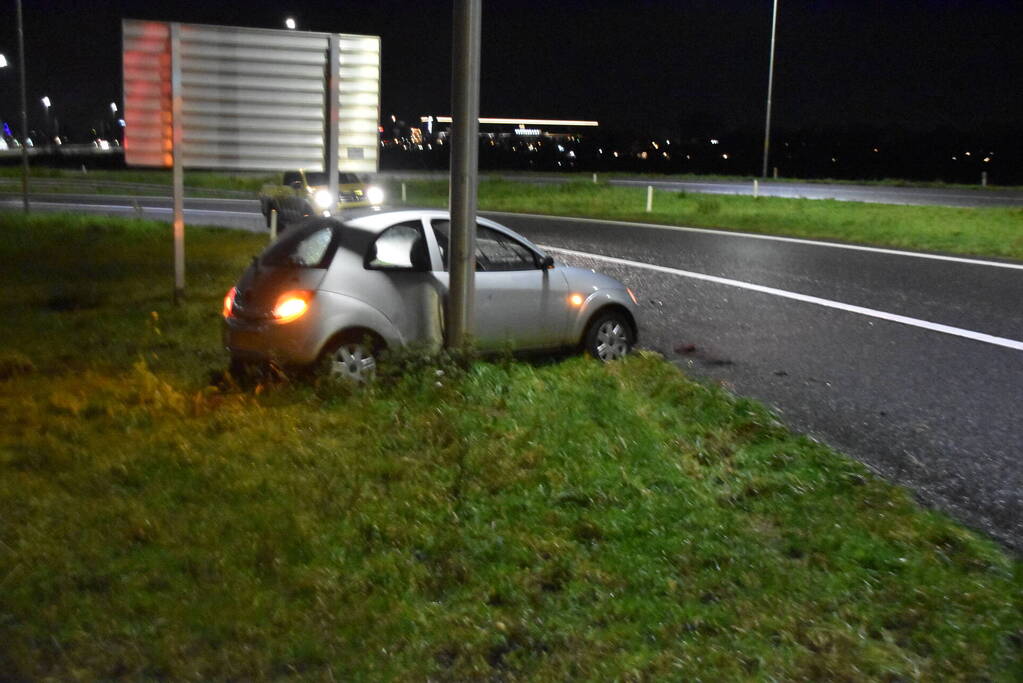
[583,310,634,361]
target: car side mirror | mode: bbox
[540,255,555,269]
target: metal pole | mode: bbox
[447,0,482,349]
[170,23,185,303]
[325,34,340,213]
[761,0,779,178]
[16,0,29,212]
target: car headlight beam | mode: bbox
[366,186,385,205]
[313,189,334,209]
[271,291,313,323]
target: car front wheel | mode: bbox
[583,310,634,361]
[325,340,378,382]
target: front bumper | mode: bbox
[222,312,322,366]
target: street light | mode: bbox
[110,102,117,113]
[761,0,779,179]
[0,54,7,68]
[284,17,296,30]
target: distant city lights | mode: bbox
[432,116,598,127]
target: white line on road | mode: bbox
[543,245,1023,352]
[488,211,1023,271]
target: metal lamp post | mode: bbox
[16,0,30,211]
[761,0,779,179]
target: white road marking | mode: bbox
[543,245,1023,352]
[487,211,1023,271]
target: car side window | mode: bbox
[431,221,538,271]
[475,225,538,271]
[365,221,430,271]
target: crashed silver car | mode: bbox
[223,209,640,380]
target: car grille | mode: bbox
[339,191,365,203]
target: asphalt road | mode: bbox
[4,194,1022,550]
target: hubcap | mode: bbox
[595,320,630,361]
[330,343,376,382]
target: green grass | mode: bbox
[0,166,275,194]
[395,179,1023,261]
[0,213,1021,680]
[5,167,1022,259]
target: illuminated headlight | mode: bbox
[313,189,334,209]
[271,291,313,324]
[366,186,385,205]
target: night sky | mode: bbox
[1,1,1021,139]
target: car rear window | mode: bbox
[261,223,338,269]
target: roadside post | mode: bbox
[646,185,653,212]
[446,0,482,348]
[753,178,759,198]
[122,20,380,302]
[982,171,988,187]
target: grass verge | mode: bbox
[0,213,1021,679]
[396,179,1023,261]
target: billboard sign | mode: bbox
[122,20,380,172]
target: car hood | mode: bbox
[558,264,629,294]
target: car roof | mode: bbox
[334,208,547,255]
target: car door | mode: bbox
[429,219,571,349]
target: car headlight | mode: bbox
[366,186,385,205]
[313,189,334,209]
[271,291,313,324]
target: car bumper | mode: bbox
[223,313,322,366]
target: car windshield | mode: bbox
[301,172,361,186]
[261,222,338,268]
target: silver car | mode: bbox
[223,209,640,380]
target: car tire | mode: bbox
[321,332,383,382]
[583,310,634,361]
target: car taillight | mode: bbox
[222,287,237,318]
[271,291,313,323]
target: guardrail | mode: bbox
[0,177,255,199]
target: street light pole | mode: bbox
[446,0,482,349]
[16,0,29,212]
[761,0,779,179]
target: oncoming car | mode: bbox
[258,170,385,232]
[223,209,640,380]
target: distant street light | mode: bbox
[0,54,7,68]
[41,95,50,108]
[110,102,117,113]
[285,17,296,30]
